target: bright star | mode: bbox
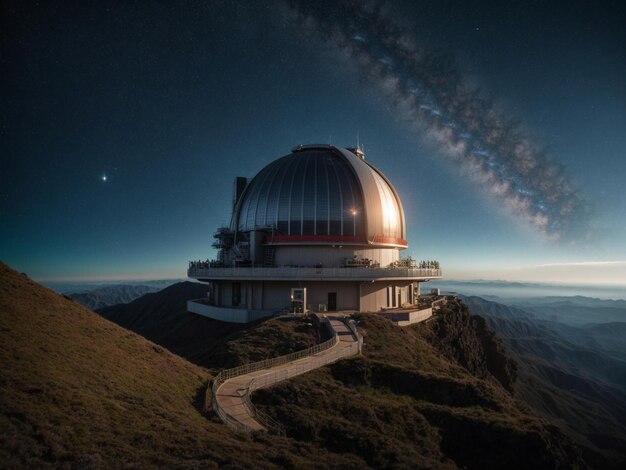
[102,174,107,182]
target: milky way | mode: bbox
[286,0,589,241]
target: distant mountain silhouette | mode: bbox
[69,284,161,310]
[518,296,626,309]
[511,296,626,326]
[463,295,626,468]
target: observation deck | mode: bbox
[188,264,442,282]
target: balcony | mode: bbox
[188,264,442,282]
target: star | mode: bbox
[102,174,107,182]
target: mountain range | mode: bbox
[462,295,626,467]
[508,296,626,327]
[0,263,593,468]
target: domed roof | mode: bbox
[231,145,407,248]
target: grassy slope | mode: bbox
[252,307,587,469]
[0,263,588,468]
[211,316,326,368]
[96,281,244,368]
[0,263,360,468]
[98,282,323,371]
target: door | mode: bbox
[328,292,337,311]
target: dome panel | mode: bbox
[231,146,406,247]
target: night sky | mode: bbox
[2,0,625,285]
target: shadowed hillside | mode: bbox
[0,264,374,468]
[97,281,245,367]
[98,282,323,369]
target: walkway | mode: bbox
[213,317,361,432]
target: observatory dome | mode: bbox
[231,145,407,248]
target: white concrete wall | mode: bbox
[394,308,432,326]
[359,282,387,312]
[204,278,424,319]
[260,281,360,311]
[187,300,274,323]
[307,282,359,311]
[359,281,419,311]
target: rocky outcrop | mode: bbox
[425,299,518,392]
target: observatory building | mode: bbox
[188,144,442,323]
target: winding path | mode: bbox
[214,317,361,432]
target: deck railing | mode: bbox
[189,265,441,280]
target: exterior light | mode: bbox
[350,208,357,236]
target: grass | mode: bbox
[206,315,325,370]
[0,263,369,468]
[0,262,587,468]
[251,310,587,469]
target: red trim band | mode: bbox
[264,234,367,244]
[263,234,408,247]
[370,235,408,247]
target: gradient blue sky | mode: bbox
[2,1,625,285]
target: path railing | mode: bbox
[243,336,361,434]
[345,318,364,353]
[243,378,286,435]
[211,317,340,433]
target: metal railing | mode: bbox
[244,378,286,435]
[189,265,442,280]
[211,318,338,433]
[243,333,361,435]
[345,319,364,353]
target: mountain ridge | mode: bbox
[462,295,626,468]
[68,284,161,310]
[97,281,250,368]
[1,264,589,468]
